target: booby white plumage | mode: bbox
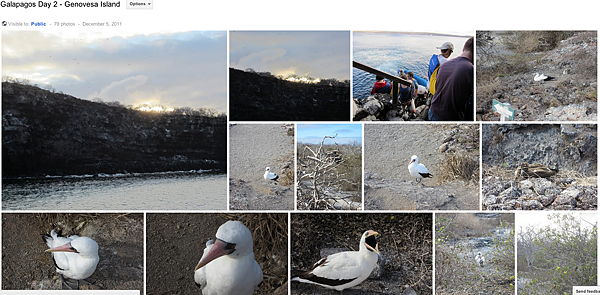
[534,73,555,82]
[291,230,379,291]
[43,230,99,289]
[475,252,485,267]
[263,167,279,181]
[194,221,263,295]
[408,155,433,184]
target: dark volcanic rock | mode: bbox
[229,68,350,121]
[2,82,227,177]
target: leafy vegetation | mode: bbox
[518,213,597,294]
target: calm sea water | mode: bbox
[353,32,470,99]
[2,173,227,210]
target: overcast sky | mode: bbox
[230,31,350,81]
[2,31,227,112]
[517,212,597,231]
[297,124,362,145]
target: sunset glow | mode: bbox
[285,76,321,84]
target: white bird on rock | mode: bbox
[475,252,485,267]
[263,167,279,181]
[194,221,263,295]
[408,155,433,184]
[43,230,99,290]
[534,73,555,82]
[291,230,380,292]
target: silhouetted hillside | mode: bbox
[2,82,226,177]
[229,68,350,121]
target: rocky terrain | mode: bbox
[2,213,144,291]
[291,213,432,295]
[229,124,294,210]
[364,124,480,210]
[2,82,226,178]
[229,68,350,121]
[353,93,429,121]
[476,31,597,121]
[482,124,597,210]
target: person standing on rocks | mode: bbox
[427,41,454,95]
[428,37,474,121]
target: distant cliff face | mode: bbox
[2,82,226,177]
[229,68,350,121]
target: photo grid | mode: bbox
[1,28,598,295]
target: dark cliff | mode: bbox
[2,82,227,178]
[229,68,350,121]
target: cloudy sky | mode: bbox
[517,212,597,231]
[297,124,362,145]
[230,31,350,81]
[2,31,227,112]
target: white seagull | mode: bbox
[263,166,279,181]
[194,221,263,295]
[408,155,433,184]
[43,230,99,290]
[291,230,380,292]
[533,73,555,82]
[475,252,485,267]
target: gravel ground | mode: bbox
[1,213,144,291]
[229,124,294,210]
[146,213,287,295]
[364,123,480,210]
[291,213,432,295]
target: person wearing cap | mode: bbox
[428,37,474,121]
[427,42,454,95]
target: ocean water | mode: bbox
[353,32,471,99]
[2,172,227,210]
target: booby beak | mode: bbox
[194,239,236,271]
[45,242,76,253]
[365,230,380,255]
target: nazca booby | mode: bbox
[264,167,279,181]
[291,230,379,291]
[533,73,555,82]
[408,155,433,184]
[475,252,485,267]
[194,220,263,295]
[43,230,99,290]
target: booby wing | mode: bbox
[194,239,214,289]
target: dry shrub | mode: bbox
[501,31,578,53]
[441,153,478,183]
[223,213,288,291]
[274,153,294,186]
[35,213,101,234]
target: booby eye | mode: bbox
[224,242,236,254]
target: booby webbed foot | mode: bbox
[60,275,80,290]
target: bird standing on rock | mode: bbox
[263,166,279,182]
[408,155,433,184]
[475,252,485,267]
